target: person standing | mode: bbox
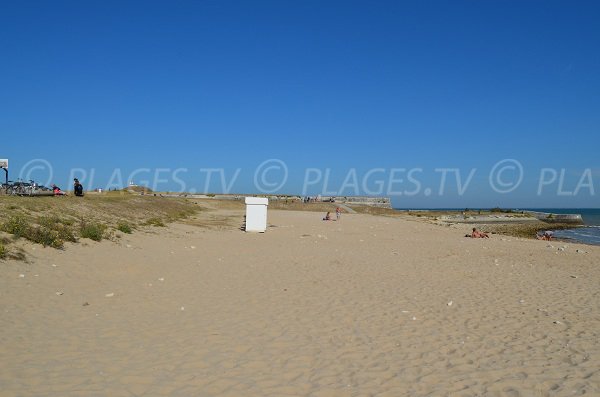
[336,207,341,220]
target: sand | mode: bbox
[1,207,599,396]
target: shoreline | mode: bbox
[388,209,597,246]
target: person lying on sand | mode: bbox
[470,227,489,238]
[536,231,553,241]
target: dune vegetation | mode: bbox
[0,192,198,257]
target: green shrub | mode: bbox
[27,226,65,249]
[117,222,133,234]
[80,222,106,241]
[2,216,66,248]
[0,243,6,259]
[2,215,29,238]
[38,216,77,243]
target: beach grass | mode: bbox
[0,192,199,256]
[117,221,133,234]
[144,217,166,227]
[79,221,107,241]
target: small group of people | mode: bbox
[536,230,554,241]
[51,178,84,197]
[323,208,342,221]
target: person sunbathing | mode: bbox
[471,227,489,238]
[52,184,67,196]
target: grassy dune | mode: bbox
[0,192,198,257]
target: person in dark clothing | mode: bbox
[73,178,84,197]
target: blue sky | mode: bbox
[1,0,599,207]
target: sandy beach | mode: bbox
[1,206,599,396]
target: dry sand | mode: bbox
[1,207,599,396]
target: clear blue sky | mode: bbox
[2,0,599,208]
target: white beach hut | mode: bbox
[245,197,269,232]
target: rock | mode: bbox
[180,306,185,311]
[447,301,453,306]
[558,247,565,251]
[553,320,562,324]
[412,316,417,321]
[158,278,164,282]
[570,275,578,279]
[82,302,90,306]
[18,274,25,278]
[105,293,114,298]
[56,291,64,296]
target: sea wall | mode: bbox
[161,193,392,208]
[321,196,392,208]
[525,211,584,224]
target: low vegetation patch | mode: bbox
[38,216,77,243]
[117,221,133,234]
[80,222,107,241]
[144,217,165,227]
[3,215,29,238]
[2,215,67,248]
